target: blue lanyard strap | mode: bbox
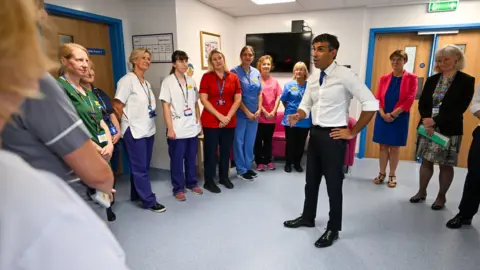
[216,72,227,97]
[135,74,152,109]
[62,76,95,113]
[93,88,108,113]
[174,74,189,106]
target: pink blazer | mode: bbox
[375,71,418,112]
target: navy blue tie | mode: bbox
[319,71,326,86]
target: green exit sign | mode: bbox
[428,0,459,12]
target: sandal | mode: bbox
[387,176,397,188]
[374,173,386,184]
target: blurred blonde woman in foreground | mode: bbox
[0,0,130,269]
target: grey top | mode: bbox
[0,149,130,270]
[1,73,90,179]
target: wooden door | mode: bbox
[48,15,115,98]
[365,33,433,160]
[436,30,480,168]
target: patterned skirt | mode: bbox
[416,127,462,166]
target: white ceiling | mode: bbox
[197,0,465,17]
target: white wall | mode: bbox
[175,0,237,84]
[235,7,366,116]
[46,0,132,63]
[125,0,178,169]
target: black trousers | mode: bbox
[254,123,276,164]
[302,126,347,231]
[284,126,309,165]
[458,126,480,219]
[203,127,235,184]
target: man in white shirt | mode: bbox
[283,33,379,248]
[446,85,480,229]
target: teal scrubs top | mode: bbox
[231,65,262,119]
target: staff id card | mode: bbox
[97,133,108,143]
[432,107,440,117]
[217,98,225,106]
[184,107,193,116]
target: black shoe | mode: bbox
[315,229,339,248]
[446,214,472,229]
[431,203,445,210]
[283,217,315,228]
[284,164,292,173]
[204,182,221,193]
[149,203,166,213]
[409,194,426,203]
[106,207,116,222]
[247,170,258,178]
[219,178,234,189]
[294,164,303,172]
[238,173,254,181]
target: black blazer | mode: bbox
[418,71,475,136]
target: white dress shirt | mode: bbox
[470,85,480,122]
[298,62,379,127]
[115,72,156,139]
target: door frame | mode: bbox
[358,23,480,159]
[45,3,127,86]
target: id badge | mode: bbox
[97,132,108,143]
[432,107,440,116]
[109,125,118,136]
[149,110,157,118]
[217,98,225,106]
[184,108,193,117]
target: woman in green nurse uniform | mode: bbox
[57,43,114,220]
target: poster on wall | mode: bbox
[200,31,221,70]
[132,33,174,63]
[404,46,417,73]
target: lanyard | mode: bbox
[93,88,108,115]
[216,72,227,97]
[62,76,95,113]
[174,74,189,106]
[135,74,152,110]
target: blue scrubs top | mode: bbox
[231,65,262,119]
[280,80,312,128]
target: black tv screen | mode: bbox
[246,32,312,73]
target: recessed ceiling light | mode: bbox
[251,0,296,5]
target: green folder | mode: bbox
[417,125,450,148]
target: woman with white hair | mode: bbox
[113,48,166,213]
[410,44,475,210]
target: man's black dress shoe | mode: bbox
[294,164,303,173]
[315,229,339,248]
[284,217,315,228]
[284,164,292,173]
[446,214,472,229]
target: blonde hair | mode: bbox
[129,48,151,70]
[434,44,466,73]
[292,62,309,80]
[59,43,89,76]
[207,49,229,72]
[256,55,274,72]
[0,0,57,120]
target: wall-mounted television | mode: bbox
[246,32,312,73]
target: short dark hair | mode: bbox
[170,50,189,74]
[389,50,408,62]
[312,33,340,59]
